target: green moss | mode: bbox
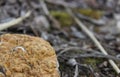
[76,8,104,19]
[84,58,102,67]
[50,11,73,27]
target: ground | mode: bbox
[0,0,120,77]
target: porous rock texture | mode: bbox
[0,34,60,77]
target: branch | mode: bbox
[0,11,31,31]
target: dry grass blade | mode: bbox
[0,11,31,31]
[64,6,120,74]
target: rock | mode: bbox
[0,34,60,77]
[34,15,50,31]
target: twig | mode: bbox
[12,46,26,52]
[0,11,31,31]
[64,6,120,74]
[74,64,79,77]
[58,47,120,61]
[77,13,106,25]
[88,65,96,77]
[45,0,78,8]
[40,0,61,29]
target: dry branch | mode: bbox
[0,11,31,31]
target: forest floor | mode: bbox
[0,0,120,77]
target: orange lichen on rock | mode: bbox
[0,34,60,77]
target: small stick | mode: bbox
[12,46,26,52]
[74,64,79,77]
[64,6,120,74]
[40,0,61,29]
[0,11,31,31]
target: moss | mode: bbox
[84,58,102,67]
[50,11,73,27]
[76,8,103,19]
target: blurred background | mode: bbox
[0,0,120,77]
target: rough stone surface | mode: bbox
[0,34,60,77]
